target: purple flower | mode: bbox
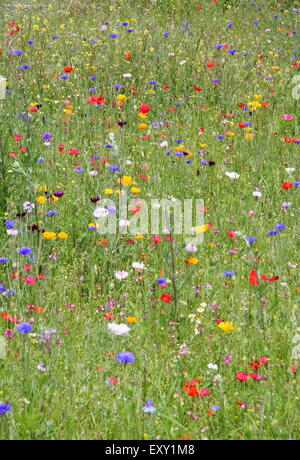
[17,322,33,334]
[18,247,32,256]
[142,400,156,413]
[42,132,53,140]
[246,237,257,244]
[224,270,236,278]
[116,352,135,364]
[0,258,9,264]
[0,402,11,415]
[5,220,16,229]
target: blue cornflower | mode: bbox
[148,80,157,84]
[211,405,220,411]
[106,206,116,214]
[163,32,170,36]
[17,322,33,334]
[51,36,59,39]
[217,135,225,140]
[215,44,223,49]
[268,231,278,236]
[224,270,236,278]
[90,76,97,80]
[0,402,11,415]
[89,88,96,93]
[27,40,34,44]
[20,65,30,70]
[59,75,69,80]
[5,220,16,229]
[42,132,52,140]
[127,29,134,32]
[228,49,236,54]
[293,182,300,187]
[142,400,156,413]
[105,144,112,148]
[227,23,233,28]
[12,49,23,56]
[110,33,118,38]
[116,352,135,364]
[252,20,259,25]
[0,284,6,292]
[156,278,167,285]
[212,78,220,83]
[274,224,286,231]
[37,158,45,162]
[18,247,32,256]
[201,160,209,165]
[246,237,257,244]
[113,84,122,89]
[109,165,119,172]
[46,210,57,217]
[0,258,9,263]
[122,22,129,26]
[75,167,84,173]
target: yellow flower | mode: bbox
[58,232,68,239]
[244,133,253,140]
[194,224,210,234]
[218,321,235,332]
[42,232,57,240]
[200,144,207,148]
[138,113,148,118]
[117,94,128,102]
[104,188,114,194]
[186,257,198,265]
[138,123,147,130]
[130,187,141,194]
[134,234,144,240]
[36,196,47,204]
[119,176,135,186]
[127,316,138,323]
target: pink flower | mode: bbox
[24,276,37,285]
[248,210,256,216]
[224,354,232,365]
[199,388,211,397]
[250,373,260,380]
[152,235,163,243]
[282,114,294,120]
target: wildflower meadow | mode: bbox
[0,0,300,442]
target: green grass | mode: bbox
[0,0,299,440]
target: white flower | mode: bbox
[132,262,145,271]
[252,191,262,198]
[285,168,295,175]
[108,322,130,337]
[7,229,19,235]
[123,73,132,78]
[207,363,218,370]
[115,271,129,280]
[23,201,35,212]
[185,245,198,252]
[160,141,168,148]
[89,171,98,176]
[225,171,240,179]
[179,60,186,65]
[119,219,130,227]
[93,207,109,218]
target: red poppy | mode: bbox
[207,61,216,68]
[235,372,248,382]
[160,293,172,303]
[281,182,293,190]
[193,86,203,91]
[227,230,235,238]
[207,409,216,416]
[249,269,259,286]
[260,274,279,282]
[64,66,74,73]
[86,95,107,105]
[139,104,151,114]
